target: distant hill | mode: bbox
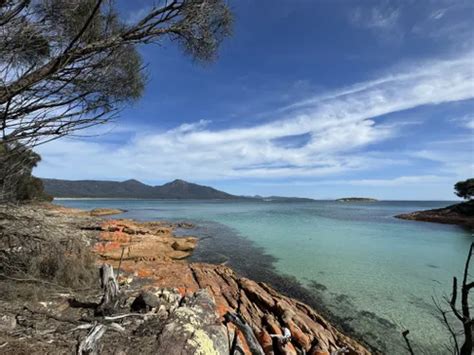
[42,178,314,201]
[42,178,237,199]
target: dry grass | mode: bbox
[0,203,99,301]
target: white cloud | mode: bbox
[450,114,474,130]
[350,4,400,30]
[35,52,474,183]
[348,2,403,43]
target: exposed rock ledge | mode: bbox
[91,218,369,354]
[395,201,474,229]
[0,204,370,354]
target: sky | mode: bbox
[35,0,474,200]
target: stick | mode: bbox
[103,312,153,321]
[77,324,106,355]
[225,312,265,355]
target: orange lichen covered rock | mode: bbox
[93,220,197,266]
[87,215,369,354]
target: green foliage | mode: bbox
[16,176,53,202]
[455,178,474,200]
[0,141,52,202]
[1,0,233,146]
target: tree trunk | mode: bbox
[96,264,120,316]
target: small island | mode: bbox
[336,197,378,202]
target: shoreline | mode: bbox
[88,207,372,354]
[47,199,460,353]
[0,202,371,354]
[395,201,474,229]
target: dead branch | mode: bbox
[77,323,106,355]
[225,312,265,355]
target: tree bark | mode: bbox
[96,264,120,316]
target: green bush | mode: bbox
[0,141,52,202]
[455,178,474,200]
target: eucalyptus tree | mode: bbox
[0,0,232,200]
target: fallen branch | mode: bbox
[77,324,106,355]
[103,312,154,321]
[72,324,95,332]
[270,327,292,353]
[108,322,126,333]
[225,312,265,355]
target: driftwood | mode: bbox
[225,312,265,355]
[77,264,121,354]
[77,324,106,355]
[103,312,153,321]
[270,327,292,353]
[96,264,120,315]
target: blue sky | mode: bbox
[35,0,474,200]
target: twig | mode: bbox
[103,312,153,321]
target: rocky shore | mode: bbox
[396,201,474,229]
[0,203,370,354]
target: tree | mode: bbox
[0,141,51,201]
[455,179,474,200]
[0,0,232,147]
[0,0,232,201]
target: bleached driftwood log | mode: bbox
[225,312,265,355]
[97,264,120,315]
[77,324,106,355]
[270,327,292,352]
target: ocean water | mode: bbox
[56,199,472,353]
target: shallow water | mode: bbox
[56,199,472,353]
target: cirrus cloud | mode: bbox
[35,52,474,185]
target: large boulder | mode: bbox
[155,289,229,354]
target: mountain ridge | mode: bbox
[41,178,314,201]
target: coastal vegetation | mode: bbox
[0,142,52,202]
[455,178,474,200]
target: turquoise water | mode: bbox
[56,199,472,353]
